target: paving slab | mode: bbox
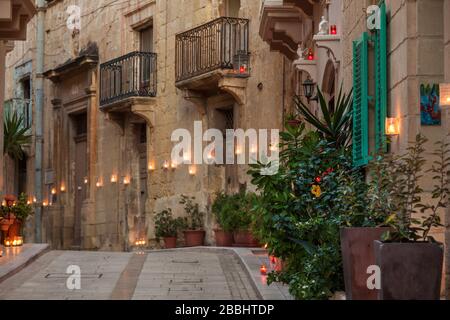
[0,244,50,283]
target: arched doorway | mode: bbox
[322,60,336,112]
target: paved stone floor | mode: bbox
[0,249,260,300]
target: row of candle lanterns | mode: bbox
[4,236,24,247]
[27,143,281,206]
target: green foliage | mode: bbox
[12,193,33,221]
[249,119,365,299]
[212,192,255,232]
[294,86,353,148]
[3,111,31,160]
[378,134,447,243]
[180,195,205,230]
[154,209,184,238]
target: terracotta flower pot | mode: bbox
[214,229,233,247]
[374,241,443,300]
[184,230,206,247]
[233,230,259,247]
[163,236,177,249]
[340,227,389,300]
[7,219,22,238]
[0,218,14,231]
[286,119,301,127]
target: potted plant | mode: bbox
[373,134,446,300]
[285,113,302,128]
[231,192,259,247]
[8,193,33,239]
[154,208,184,249]
[211,192,235,247]
[180,195,206,247]
[1,195,16,232]
[338,156,392,300]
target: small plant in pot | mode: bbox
[180,195,206,247]
[9,193,33,239]
[212,192,235,247]
[154,208,184,249]
[374,134,446,300]
[231,192,259,248]
[1,195,17,237]
[338,156,392,300]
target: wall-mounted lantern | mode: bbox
[188,165,196,176]
[60,184,66,192]
[440,83,450,106]
[302,77,318,102]
[110,174,118,183]
[233,50,250,75]
[163,160,170,170]
[386,118,400,136]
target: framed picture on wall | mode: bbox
[420,84,441,126]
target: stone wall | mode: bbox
[4,0,293,249]
[342,0,448,296]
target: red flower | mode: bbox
[315,177,322,183]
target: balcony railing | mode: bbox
[175,17,250,83]
[100,51,157,107]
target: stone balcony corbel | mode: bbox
[218,76,248,106]
[183,90,207,116]
[312,34,341,67]
[293,57,317,82]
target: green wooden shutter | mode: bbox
[374,1,387,152]
[352,32,370,167]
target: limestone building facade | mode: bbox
[3,0,300,250]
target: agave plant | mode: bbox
[3,111,31,160]
[294,86,353,148]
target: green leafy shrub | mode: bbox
[180,195,205,230]
[12,193,34,221]
[294,86,353,148]
[249,109,377,300]
[212,192,256,232]
[374,134,448,243]
[154,209,184,238]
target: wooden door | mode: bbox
[73,114,88,246]
[137,124,148,239]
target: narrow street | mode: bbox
[0,249,260,300]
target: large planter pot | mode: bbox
[340,227,389,300]
[7,218,22,238]
[374,240,443,300]
[233,230,259,247]
[214,229,233,247]
[163,236,177,249]
[0,218,14,232]
[184,230,206,247]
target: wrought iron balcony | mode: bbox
[175,17,250,85]
[100,51,157,107]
